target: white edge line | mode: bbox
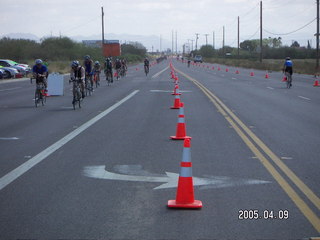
[0,90,139,191]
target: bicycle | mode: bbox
[70,78,82,110]
[144,65,149,76]
[31,76,46,107]
[105,68,113,86]
[84,74,93,96]
[284,72,292,89]
[93,71,100,88]
[120,65,126,77]
[115,68,121,81]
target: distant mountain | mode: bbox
[1,32,172,52]
[1,33,40,42]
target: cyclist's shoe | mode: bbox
[82,93,85,98]
[72,100,75,104]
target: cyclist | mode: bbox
[121,58,127,75]
[104,57,113,82]
[70,60,85,99]
[115,58,122,79]
[283,57,293,87]
[187,59,191,67]
[84,55,93,84]
[32,59,48,93]
[144,58,150,73]
[93,61,101,84]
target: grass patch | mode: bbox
[204,58,318,75]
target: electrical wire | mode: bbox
[263,18,316,36]
[63,16,100,34]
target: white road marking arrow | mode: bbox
[83,165,271,190]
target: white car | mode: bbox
[0,66,20,78]
[0,59,31,76]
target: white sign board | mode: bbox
[47,73,64,96]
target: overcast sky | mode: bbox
[1,0,317,50]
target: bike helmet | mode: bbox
[71,60,79,68]
[84,55,91,60]
[95,61,100,65]
[35,59,43,65]
[286,57,291,60]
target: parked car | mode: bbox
[0,59,31,76]
[0,66,20,78]
[0,69,4,79]
[194,55,203,63]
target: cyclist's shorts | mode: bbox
[285,67,293,75]
[36,77,46,84]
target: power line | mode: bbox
[242,28,260,40]
[263,18,316,36]
[64,16,100,34]
[240,2,259,18]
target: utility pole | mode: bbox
[172,30,174,55]
[175,31,178,54]
[260,1,263,62]
[316,0,319,71]
[223,26,225,55]
[195,33,200,51]
[213,31,215,49]
[101,7,105,46]
[160,34,162,53]
[238,16,240,58]
[204,34,209,45]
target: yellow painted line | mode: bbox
[174,67,320,232]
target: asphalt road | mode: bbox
[0,59,319,239]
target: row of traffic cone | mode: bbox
[183,60,320,85]
[168,63,202,209]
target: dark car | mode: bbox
[194,55,203,63]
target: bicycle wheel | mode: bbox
[94,75,98,88]
[35,90,40,107]
[41,93,46,106]
[73,97,76,110]
[77,89,81,109]
[286,75,291,88]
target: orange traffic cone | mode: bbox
[235,70,240,74]
[265,72,269,78]
[211,66,215,70]
[313,80,319,87]
[250,72,254,76]
[172,84,181,95]
[282,76,287,82]
[170,102,191,140]
[168,138,202,208]
[218,67,221,71]
[226,68,229,72]
[171,94,181,109]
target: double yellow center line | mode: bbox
[174,67,320,233]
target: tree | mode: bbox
[307,40,312,50]
[199,45,215,57]
[121,42,146,57]
[291,41,300,48]
[240,40,259,52]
